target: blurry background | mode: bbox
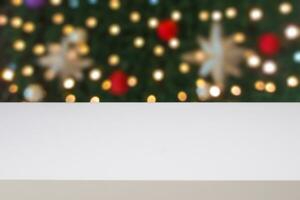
[1,0,300,102]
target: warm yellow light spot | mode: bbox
[196,78,206,87]
[285,24,300,40]
[33,44,46,56]
[249,8,263,21]
[86,16,98,28]
[11,16,23,28]
[108,54,120,66]
[22,65,34,77]
[50,0,62,6]
[9,84,18,94]
[77,43,90,55]
[109,0,121,10]
[134,37,145,48]
[63,78,75,89]
[11,0,22,6]
[199,11,210,21]
[171,10,182,21]
[226,7,238,19]
[255,81,265,91]
[102,80,112,91]
[247,54,261,68]
[211,10,222,21]
[109,24,121,36]
[2,68,15,82]
[169,38,180,49]
[179,63,190,74]
[13,39,26,51]
[130,11,141,23]
[0,15,8,26]
[231,85,242,96]
[287,76,299,88]
[90,96,100,103]
[23,21,35,33]
[279,2,293,15]
[177,91,188,102]
[89,69,102,81]
[147,95,157,103]
[65,94,76,103]
[153,69,164,81]
[148,17,158,28]
[52,13,64,25]
[127,76,138,87]
[153,45,165,56]
[233,32,246,43]
[265,82,277,93]
[209,85,221,97]
[63,24,75,35]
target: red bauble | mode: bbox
[258,33,281,56]
[109,70,129,96]
[156,19,178,42]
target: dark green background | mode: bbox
[1,0,300,102]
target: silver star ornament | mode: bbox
[182,23,245,88]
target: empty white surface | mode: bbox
[0,104,299,180]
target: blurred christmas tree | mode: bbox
[1,0,300,102]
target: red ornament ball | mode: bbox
[258,33,281,56]
[109,70,129,96]
[156,19,178,42]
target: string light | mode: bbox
[285,24,299,40]
[50,0,63,6]
[108,54,120,66]
[86,17,98,28]
[2,1,300,102]
[265,82,277,93]
[153,45,165,56]
[90,96,100,103]
[65,94,76,103]
[89,69,102,81]
[109,0,121,10]
[199,11,210,21]
[226,7,238,19]
[169,38,180,49]
[130,11,141,23]
[9,84,19,94]
[13,39,26,51]
[262,60,277,75]
[102,80,112,91]
[209,85,221,97]
[179,63,190,74]
[171,10,182,21]
[2,68,15,82]
[0,14,8,26]
[287,76,299,88]
[255,81,265,91]
[147,95,157,103]
[249,8,263,21]
[211,10,222,21]
[247,54,261,68]
[153,69,164,81]
[148,17,158,28]
[177,91,188,102]
[134,37,145,48]
[279,2,293,14]
[22,65,34,77]
[63,78,75,89]
[231,85,242,96]
[127,76,138,87]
